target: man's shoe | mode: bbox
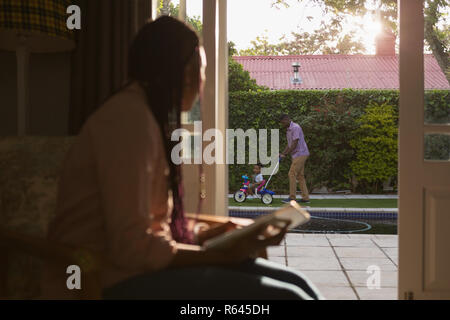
[298,199,310,204]
[282,198,295,203]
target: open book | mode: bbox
[203,200,310,250]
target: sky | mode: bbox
[170,0,446,55]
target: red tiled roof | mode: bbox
[233,55,450,90]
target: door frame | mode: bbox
[150,0,228,216]
[202,0,228,216]
[398,0,425,300]
[398,0,450,300]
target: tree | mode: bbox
[239,18,366,56]
[160,1,264,92]
[424,0,450,81]
[157,1,202,34]
[278,19,366,55]
[239,33,285,56]
[167,2,202,35]
[229,42,268,92]
[272,0,450,84]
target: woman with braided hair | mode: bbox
[43,16,321,300]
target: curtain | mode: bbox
[69,0,152,134]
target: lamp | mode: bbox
[291,62,302,85]
[0,0,75,135]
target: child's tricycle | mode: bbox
[233,161,280,205]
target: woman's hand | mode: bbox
[204,221,290,265]
[196,221,237,245]
[170,219,289,268]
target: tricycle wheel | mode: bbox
[234,190,246,203]
[261,193,273,205]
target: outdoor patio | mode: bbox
[267,233,398,300]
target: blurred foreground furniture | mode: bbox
[0,137,263,299]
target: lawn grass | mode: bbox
[228,198,397,208]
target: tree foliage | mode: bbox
[161,2,263,92]
[165,2,202,34]
[228,42,268,92]
[239,17,366,55]
[239,34,284,56]
[271,0,450,83]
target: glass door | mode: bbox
[152,0,228,215]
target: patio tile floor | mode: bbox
[267,233,399,300]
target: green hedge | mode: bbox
[228,89,450,194]
[350,102,398,193]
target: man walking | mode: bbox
[279,114,310,203]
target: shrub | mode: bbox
[228,58,268,92]
[350,102,398,193]
[298,101,360,192]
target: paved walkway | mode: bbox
[267,233,398,300]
